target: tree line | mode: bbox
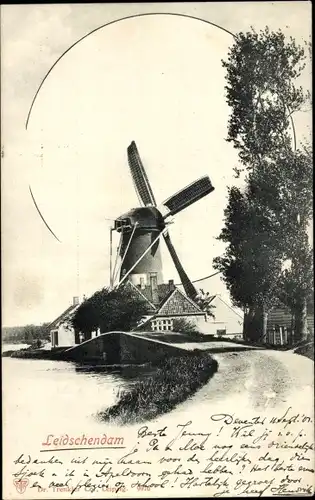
[2,323,51,344]
[214,27,313,342]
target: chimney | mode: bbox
[73,296,79,306]
[168,279,175,292]
[150,274,159,304]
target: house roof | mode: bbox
[125,280,157,312]
[131,282,174,306]
[214,295,244,319]
[129,279,205,318]
[157,287,204,316]
[126,280,176,310]
[49,304,80,331]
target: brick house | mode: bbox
[129,279,207,332]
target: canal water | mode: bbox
[2,355,157,437]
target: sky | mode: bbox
[1,2,312,327]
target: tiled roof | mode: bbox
[130,280,204,317]
[132,282,176,307]
[125,281,157,312]
[138,284,172,305]
[157,288,204,316]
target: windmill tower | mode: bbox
[112,142,215,302]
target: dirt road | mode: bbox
[170,348,313,418]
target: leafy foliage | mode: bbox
[171,318,200,335]
[223,27,308,169]
[213,185,283,313]
[279,245,313,312]
[215,27,312,341]
[195,289,216,318]
[71,285,150,335]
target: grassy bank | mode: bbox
[97,350,218,425]
[293,341,314,361]
[2,348,66,360]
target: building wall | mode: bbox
[265,327,291,346]
[151,314,205,332]
[197,296,244,336]
[147,295,244,337]
[268,307,293,328]
[51,324,76,348]
[268,307,314,335]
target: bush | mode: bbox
[72,284,150,336]
[293,340,314,360]
[172,318,200,334]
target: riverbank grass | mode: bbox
[98,350,218,425]
[293,340,314,361]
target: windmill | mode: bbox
[112,141,215,302]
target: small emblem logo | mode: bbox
[14,479,29,494]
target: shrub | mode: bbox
[72,284,150,336]
[172,318,200,335]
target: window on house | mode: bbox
[151,319,173,331]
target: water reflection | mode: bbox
[74,362,156,379]
[3,358,129,430]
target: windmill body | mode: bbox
[113,141,215,302]
[115,206,164,286]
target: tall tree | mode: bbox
[214,184,283,340]
[278,240,313,342]
[216,27,312,341]
[267,145,313,341]
[223,27,307,169]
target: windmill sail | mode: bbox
[122,141,214,303]
[163,231,197,300]
[163,175,214,217]
[127,141,157,207]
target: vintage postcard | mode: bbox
[1,2,313,499]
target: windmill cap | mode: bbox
[115,207,165,231]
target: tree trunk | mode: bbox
[243,306,264,342]
[243,309,249,340]
[253,305,268,343]
[262,305,268,343]
[294,296,308,343]
[243,307,255,340]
